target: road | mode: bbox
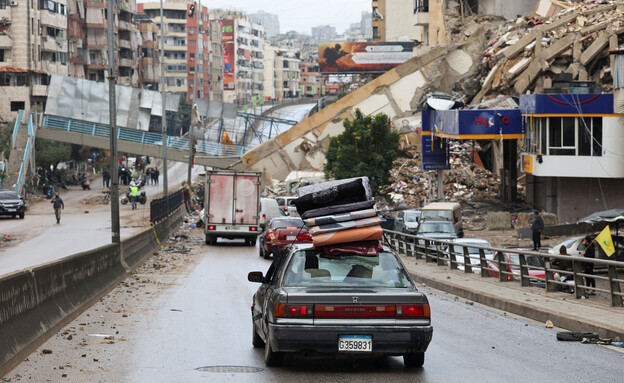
[4,228,623,383]
[0,161,201,277]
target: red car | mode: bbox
[259,217,312,259]
[487,252,546,286]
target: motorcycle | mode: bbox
[81,177,91,190]
[120,190,146,205]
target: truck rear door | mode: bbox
[208,174,234,224]
[234,175,259,225]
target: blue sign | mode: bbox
[421,110,450,170]
[432,109,523,138]
[520,93,614,115]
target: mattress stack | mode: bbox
[293,177,383,252]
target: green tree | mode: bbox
[324,109,400,194]
[35,138,71,170]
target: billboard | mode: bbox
[222,19,235,90]
[319,42,413,74]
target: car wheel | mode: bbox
[556,332,599,342]
[264,330,283,367]
[11,214,16,218]
[403,352,425,368]
[19,213,24,219]
[252,321,265,348]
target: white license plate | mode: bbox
[338,335,372,352]
[6,209,15,212]
[286,235,296,241]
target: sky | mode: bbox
[192,0,371,35]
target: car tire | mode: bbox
[252,322,265,348]
[264,330,283,367]
[403,352,425,368]
[556,332,599,342]
[19,213,24,219]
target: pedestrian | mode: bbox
[129,184,139,210]
[146,168,152,185]
[0,169,5,188]
[581,236,597,296]
[531,211,544,250]
[51,192,64,224]
[153,168,160,185]
[103,169,110,188]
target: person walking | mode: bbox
[51,192,64,224]
[581,235,597,296]
[103,169,110,188]
[146,168,153,185]
[129,184,139,210]
[531,211,544,250]
[153,168,160,185]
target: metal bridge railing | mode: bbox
[12,110,23,148]
[43,115,249,158]
[383,229,624,307]
[150,188,184,224]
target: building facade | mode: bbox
[249,10,279,39]
[300,60,322,98]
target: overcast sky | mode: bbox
[148,0,371,35]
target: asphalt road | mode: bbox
[5,228,623,383]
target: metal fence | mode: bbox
[382,229,624,307]
[150,189,184,223]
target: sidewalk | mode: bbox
[400,254,624,340]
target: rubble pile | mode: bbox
[381,141,505,207]
[471,0,622,103]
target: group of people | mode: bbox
[145,168,160,185]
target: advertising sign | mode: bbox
[522,154,533,174]
[319,42,413,73]
[222,19,235,90]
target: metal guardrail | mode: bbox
[150,188,184,223]
[43,115,249,158]
[382,229,624,307]
[12,110,23,148]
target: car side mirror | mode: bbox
[248,271,264,283]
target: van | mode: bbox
[421,202,463,237]
[259,198,283,229]
[275,196,299,217]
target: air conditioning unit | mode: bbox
[9,0,19,6]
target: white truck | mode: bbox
[204,170,261,246]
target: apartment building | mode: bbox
[249,10,279,39]
[135,14,160,91]
[264,44,300,100]
[0,0,68,120]
[218,12,265,106]
[300,60,322,98]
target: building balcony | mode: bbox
[119,58,133,68]
[117,76,132,86]
[142,41,159,50]
[41,61,68,75]
[164,45,187,51]
[41,37,67,52]
[86,23,107,29]
[40,12,67,29]
[32,84,48,97]
[414,11,429,25]
[118,39,132,49]
[0,35,12,49]
[118,20,135,31]
[88,63,108,70]
[86,1,106,9]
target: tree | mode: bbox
[35,138,71,170]
[324,109,400,194]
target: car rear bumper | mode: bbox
[268,323,433,355]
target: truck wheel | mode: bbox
[250,238,257,246]
[205,235,215,245]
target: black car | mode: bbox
[0,191,26,219]
[248,244,433,368]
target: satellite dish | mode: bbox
[426,98,456,110]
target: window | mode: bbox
[0,0,6,9]
[11,101,26,111]
[0,49,4,62]
[548,117,576,155]
[414,0,429,12]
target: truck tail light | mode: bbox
[274,303,313,318]
[207,225,216,231]
[396,304,430,318]
[249,226,258,232]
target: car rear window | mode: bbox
[270,218,304,229]
[282,250,413,288]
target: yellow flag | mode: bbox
[595,225,615,257]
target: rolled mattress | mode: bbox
[312,225,383,247]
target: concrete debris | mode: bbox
[470,1,622,103]
[545,320,554,328]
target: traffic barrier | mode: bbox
[0,205,184,376]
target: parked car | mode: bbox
[393,209,422,234]
[452,238,494,270]
[414,219,458,249]
[549,235,624,262]
[276,196,299,217]
[248,244,433,368]
[259,198,283,230]
[258,217,312,259]
[487,252,546,286]
[0,191,26,219]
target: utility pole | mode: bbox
[189,0,200,186]
[160,0,168,197]
[106,0,120,243]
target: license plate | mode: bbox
[286,235,296,241]
[338,335,372,352]
[6,209,15,212]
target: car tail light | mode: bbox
[297,233,312,241]
[274,303,313,318]
[396,304,430,318]
[207,225,216,231]
[267,232,274,238]
[249,226,257,232]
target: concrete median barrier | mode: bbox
[0,206,185,376]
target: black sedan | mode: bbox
[248,244,433,368]
[0,190,26,219]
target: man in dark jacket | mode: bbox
[51,193,64,224]
[531,211,544,250]
[581,236,596,296]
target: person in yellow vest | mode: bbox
[130,184,139,210]
[129,168,135,181]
